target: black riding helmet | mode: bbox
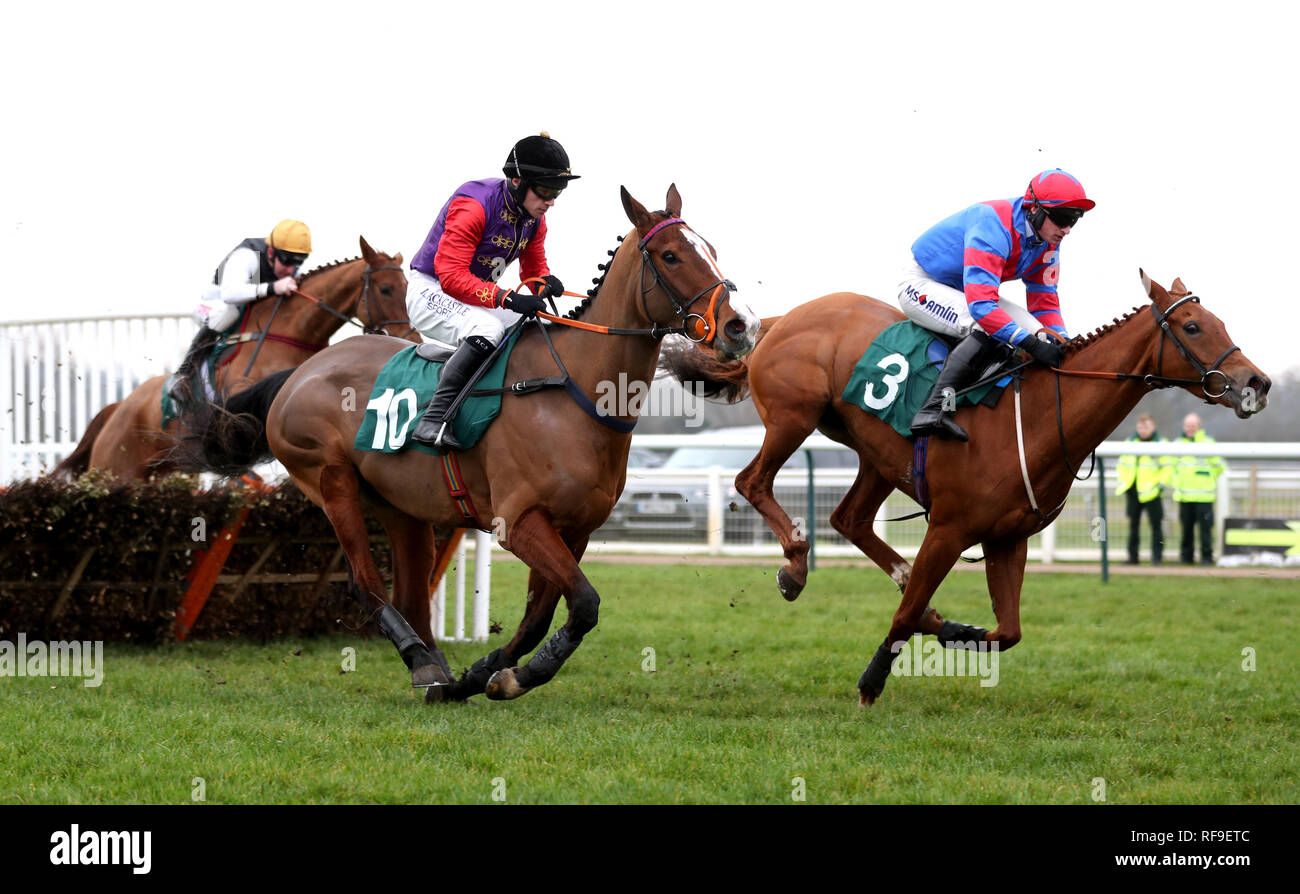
[504,132,580,205]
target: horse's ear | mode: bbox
[665,183,682,218]
[394,252,403,265]
[1170,277,1189,296]
[1140,268,1170,305]
[621,186,652,231]
[359,235,377,264]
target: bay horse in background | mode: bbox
[178,185,759,703]
[665,271,1270,706]
[52,237,415,481]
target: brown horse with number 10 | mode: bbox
[178,185,760,703]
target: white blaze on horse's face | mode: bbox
[679,228,759,356]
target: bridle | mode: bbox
[530,217,741,343]
[975,293,1243,529]
[292,262,415,338]
[636,217,738,344]
[1145,294,1240,399]
[230,261,414,376]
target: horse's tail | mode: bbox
[171,368,297,476]
[49,401,119,479]
[659,315,781,402]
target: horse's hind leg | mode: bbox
[735,424,820,602]
[858,528,966,706]
[315,463,450,688]
[830,464,914,593]
[482,511,600,701]
[830,467,953,637]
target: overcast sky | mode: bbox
[4,0,1295,380]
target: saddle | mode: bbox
[842,321,1015,439]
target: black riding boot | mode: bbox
[410,335,496,452]
[169,326,220,406]
[910,330,1000,442]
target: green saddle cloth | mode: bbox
[355,332,520,455]
[842,321,1005,439]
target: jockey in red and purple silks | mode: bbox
[899,169,1096,442]
[406,132,578,452]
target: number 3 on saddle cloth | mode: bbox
[355,329,523,456]
[841,320,1013,440]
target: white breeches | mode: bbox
[405,269,520,348]
[896,262,1039,341]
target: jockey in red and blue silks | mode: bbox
[407,132,578,452]
[900,169,1096,442]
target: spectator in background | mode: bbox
[1173,412,1225,565]
[1116,413,1173,565]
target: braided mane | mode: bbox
[1063,306,1145,354]
[563,235,626,322]
[300,256,362,282]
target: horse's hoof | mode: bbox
[412,663,451,689]
[776,567,805,602]
[485,667,529,701]
[424,684,447,704]
[858,686,880,708]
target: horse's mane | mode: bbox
[300,256,362,282]
[1063,306,1145,354]
[563,235,626,322]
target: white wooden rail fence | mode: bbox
[4,315,1297,628]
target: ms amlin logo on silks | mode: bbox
[903,283,960,327]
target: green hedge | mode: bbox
[0,472,386,643]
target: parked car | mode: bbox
[595,427,859,543]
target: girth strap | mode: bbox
[440,453,484,528]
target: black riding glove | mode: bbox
[501,290,546,317]
[539,275,565,300]
[1023,334,1064,367]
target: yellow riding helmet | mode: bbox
[268,219,312,254]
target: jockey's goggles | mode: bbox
[1043,206,1086,229]
[529,183,564,201]
[275,249,309,268]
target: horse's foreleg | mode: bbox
[830,465,913,593]
[858,529,967,706]
[735,428,819,602]
[373,507,455,689]
[439,568,563,703]
[317,464,450,689]
[483,511,598,701]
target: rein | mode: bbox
[222,261,411,376]
[291,263,413,337]
[1002,293,1237,526]
[527,218,738,343]
[488,219,740,431]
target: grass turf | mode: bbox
[2,562,1295,804]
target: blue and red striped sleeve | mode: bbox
[961,206,1026,344]
[1024,250,1067,337]
[433,197,503,308]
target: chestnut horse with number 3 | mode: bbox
[53,236,415,481]
[666,271,1269,706]
[179,186,759,702]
